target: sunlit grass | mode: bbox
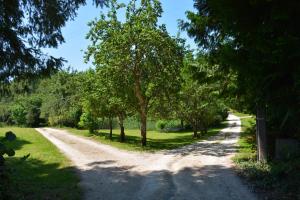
[233,113,257,162]
[63,121,227,152]
[0,127,81,200]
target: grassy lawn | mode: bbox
[233,113,256,162]
[0,127,81,200]
[63,121,228,152]
[233,113,300,200]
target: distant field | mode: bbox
[63,121,228,152]
[0,127,81,200]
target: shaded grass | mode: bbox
[63,121,228,152]
[0,127,81,200]
[233,113,300,200]
[233,114,257,162]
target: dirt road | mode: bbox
[35,114,257,200]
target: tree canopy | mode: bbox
[85,0,184,146]
[184,0,300,161]
[0,0,106,86]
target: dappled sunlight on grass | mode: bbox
[63,121,228,152]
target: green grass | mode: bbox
[233,113,256,162]
[231,111,253,118]
[0,127,81,200]
[233,112,300,200]
[63,121,228,152]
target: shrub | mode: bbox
[25,97,42,127]
[156,120,166,131]
[78,112,97,133]
[0,103,12,125]
[165,120,181,129]
[219,107,229,121]
[10,104,26,126]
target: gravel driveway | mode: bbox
[35,114,257,200]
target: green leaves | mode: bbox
[85,0,184,145]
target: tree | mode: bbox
[177,53,227,138]
[38,70,82,127]
[9,95,42,127]
[85,0,184,146]
[10,103,26,125]
[183,0,300,162]
[0,0,106,86]
[79,65,135,141]
[96,67,136,142]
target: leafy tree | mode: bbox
[10,103,26,126]
[96,67,135,142]
[79,67,135,141]
[9,96,42,127]
[177,53,226,138]
[86,0,184,146]
[38,70,82,127]
[78,112,97,134]
[0,101,12,125]
[183,0,300,161]
[24,96,42,127]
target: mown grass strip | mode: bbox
[0,127,81,200]
[63,121,227,152]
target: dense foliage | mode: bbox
[0,0,229,148]
[0,0,106,89]
[85,0,185,145]
[184,0,300,139]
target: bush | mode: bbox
[78,112,97,133]
[9,97,42,127]
[219,107,229,121]
[156,120,167,131]
[26,106,40,127]
[156,119,183,132]
[10,104,26,126]
[0,103,12,125]
[26,97,42,127]
[60,107,82,128]
[212,114,223,126]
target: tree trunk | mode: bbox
[192,121,198,138]
[118,116,125,142]
[140,111,147,146]
[109,117,113,140]
[133,70,148,146]
[180,120,184,129]
[204,125,208,135]
[193,129,198,138]
[256,104,267,162]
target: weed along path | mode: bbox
[35,114,257,200]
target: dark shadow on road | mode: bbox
[77,162,256,200]
[87,160,116,166]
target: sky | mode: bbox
[44,0,196,71]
